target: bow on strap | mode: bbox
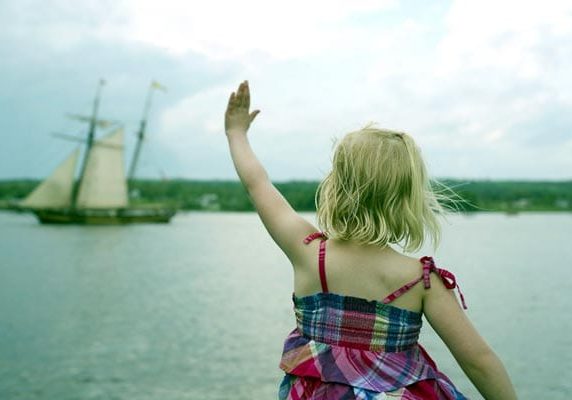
[420,256,467,310]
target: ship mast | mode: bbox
[71,79,105,208]
[128,81,165,188]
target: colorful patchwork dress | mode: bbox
[279,232,468,399]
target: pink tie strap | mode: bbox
[383,257,468,310]
[420,256,467,310]
[303,232,329,293]
[382,278,423,305]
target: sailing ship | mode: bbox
[19,80,177,224]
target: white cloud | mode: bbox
[1,0,128,51]
[149,0,572,179]
[2,0,571,179]
[436,0,572,77]
[117,0,397,59]
[161,86,227,139]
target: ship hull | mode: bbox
[31,208,176,225]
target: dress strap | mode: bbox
[303,232,327,244]
[303,232,329,293]
[382,256,467,309]
[382,276,423,305]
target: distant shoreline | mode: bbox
[1,179,571,213]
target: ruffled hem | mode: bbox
[279,330,465,399]
[279,375,467,400]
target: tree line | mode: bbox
[0,179,571,212]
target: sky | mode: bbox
[1,0,571,181]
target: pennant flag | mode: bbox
[151,80,167,92]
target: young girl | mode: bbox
[224,81,517,400]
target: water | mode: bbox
[0,211,570,399]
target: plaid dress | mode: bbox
[279,233,467,400]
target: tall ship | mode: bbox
[20,80,177,224]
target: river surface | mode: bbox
[0,211,570,399]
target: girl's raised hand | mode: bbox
[225,80,260,136]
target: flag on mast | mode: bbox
[151,80,167,92]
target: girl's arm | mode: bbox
[423,274,518,400]
[224,81,316,262]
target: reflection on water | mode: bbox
[0,212,570,399]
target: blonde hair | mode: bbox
[316,125,444,252]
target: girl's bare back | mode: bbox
[293,237,427,313]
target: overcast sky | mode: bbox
[1,0,571,181]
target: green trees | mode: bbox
[1,179,571,212]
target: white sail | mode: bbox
[76,128,128,209]
[20,149,80,208]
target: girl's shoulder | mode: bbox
[375,250,425,288]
